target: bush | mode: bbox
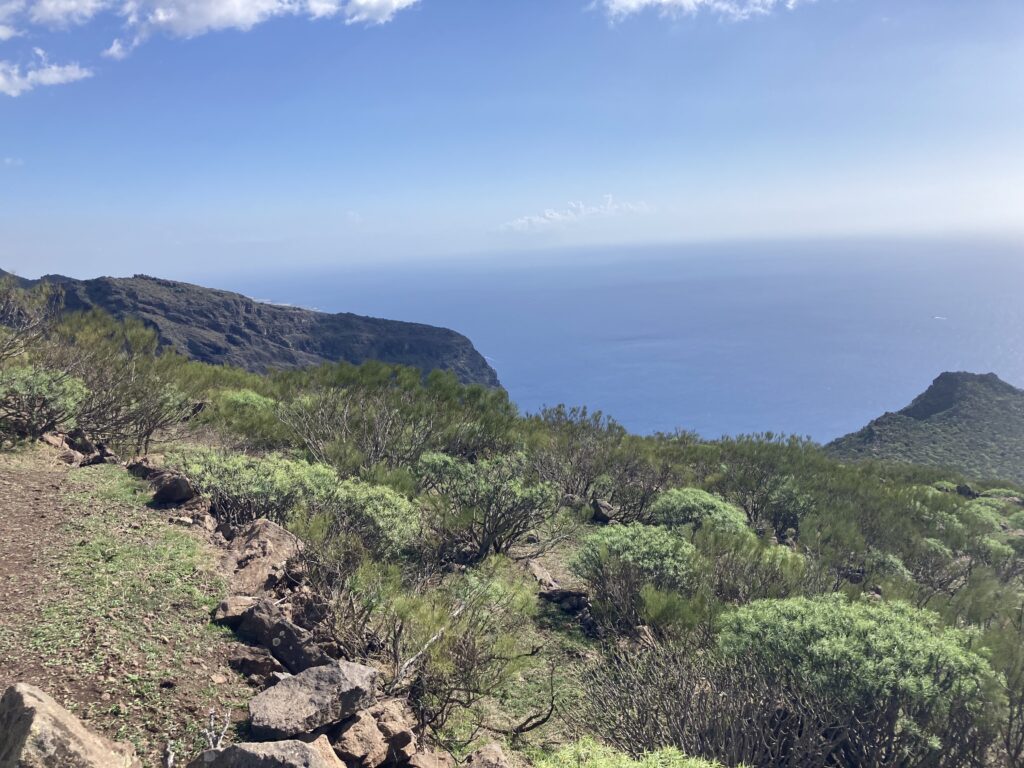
[418,452,557,564]
[0,366,87,439]
[649,488,748,538]
[206,388,291,448]
[172,449,340,526]
[573,524,702,631]
[717,595,1001,766]
[535,738,722,768]
[295,478,419,561]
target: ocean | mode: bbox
[223,239,1024,442]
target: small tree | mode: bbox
[573,524,702,632]
[418,451,557,564]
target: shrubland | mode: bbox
[5,275,1024,767]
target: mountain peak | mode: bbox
[828,371,1024,484]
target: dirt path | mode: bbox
[0,446,252,766]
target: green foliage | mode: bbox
[718,595,1001,763]
[171,448,340,525]
[828,372,1024,485]
[649,488,748,537]
[204,387,291,448]
[419,451,557,564]
[534,738,723,768]
[573,524,701,631]
[0,365,87,439]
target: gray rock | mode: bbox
[227,519,301,596]
[187,735,344,767]
[236,599,329,674]
[152,472,196,504]
[0,683,141,768]
[212,596,257,628]
[248,661,378,740]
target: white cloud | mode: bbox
[0,23,19,37]
[603,0,811,21]
[30,0,108,25]
[502,195,652,233]
[0,48,91,95]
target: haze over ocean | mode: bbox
[224,239,1023,442]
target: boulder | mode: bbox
[152,472,196,504]
[590,499,615,524]
[369,698,418,763]
[408,752,455,768]
[56,449,84,466]
[212,596,257,628]
[40,433,67,450]
[0,683,141,768]
[248,661,378,740]
[187,736,344,768]
[526,561,559,591]
[227,519,301,596]
[228,645,287,687]
[465,744,511,768]
[333,711,389,768]
[236,599,329,674]
[126,457,161,480]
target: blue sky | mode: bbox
[1,0,1022,280]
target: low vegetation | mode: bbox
[5,274,1024,767]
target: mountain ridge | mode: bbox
[0,269,500,387]
[827,371,1024,484]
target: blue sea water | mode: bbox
[222,239,1024,443]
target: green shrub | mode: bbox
[535,738,723,768]
[207,388,290,448]
[294,478,419,561]
[717,595,1001,764]
[573,524,701,631]
[649,488,748,538]
[171,449,339,525]
[418,451,557,564]
[0,365,87,439]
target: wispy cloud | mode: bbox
[5,0,420,62]
[2,156,24,166]
[0,48,91,96]
[502,195,652,233]
[603,0,812,21]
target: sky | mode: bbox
[1,0,1023,279]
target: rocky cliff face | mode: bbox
[827,372,1024,484]
[1,270,500,386]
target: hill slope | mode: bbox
[0,269,499,386]
[827,371,1024,484]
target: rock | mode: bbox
[152,472,196,504]
[408,752,455,768]
[126,457,160,480]
[526,560,559,591]
[227,518,302,597]
[56,449,84,466]
[187,736,344,768]
[590,498,615,524]
[40,433,67,450]
[333,711,389,768]
[369,698,418,763]
[248,661,378,740]
[236,599,329,674]
[539,588,589,614]
[465,744,511,768]
[212,596,257,628]
[228,645,286,687]
[0,683,141,768]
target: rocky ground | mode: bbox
[0,444,506,768]
[0,445,251,765]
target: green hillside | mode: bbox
[828,372,1024,485]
